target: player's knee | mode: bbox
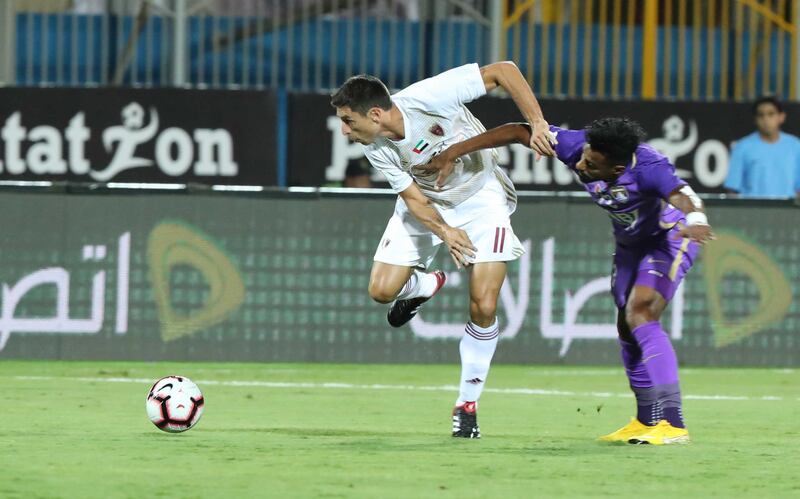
[625,298,658,329]
[469,297,498,326]
[367,282,396,304]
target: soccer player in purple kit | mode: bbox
[418,118,714,445]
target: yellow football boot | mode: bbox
[598,417,650,442]
[627,420,690,445]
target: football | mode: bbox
[145,375,205,433]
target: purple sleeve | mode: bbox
[550,125,586,167]
[637,158,687,199]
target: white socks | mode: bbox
[456,318,500,406]
[395,270,439,300]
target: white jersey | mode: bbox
[363,63,517,210]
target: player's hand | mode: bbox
[442,227,477,269]
[676,224,715,245]
[529,119,557,159]
[413,152,458,190]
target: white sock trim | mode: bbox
[465,318,499,340]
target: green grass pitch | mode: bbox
[0,361,797,498]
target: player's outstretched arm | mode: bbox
[398,183,477,269]
[668,185,715,245]
[480,61,556,157]
[415,123,533,189]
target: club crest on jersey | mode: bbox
[412,139,430,154]
[429,123,444,136]
[610,186,629,203]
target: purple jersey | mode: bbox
[551,125,687,245]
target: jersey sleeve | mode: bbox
[724,140,745,192]
[364,148,413,193]
[637,158,686,199]
[550,125,586,167]
[395,63,486,115]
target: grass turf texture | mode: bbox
[0,361,797,498]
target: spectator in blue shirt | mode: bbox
[725,96,800,199]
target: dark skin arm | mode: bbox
[414,123,534,188]
[667,189,715,245]
[398,182,477,269]
[419,122,715,245]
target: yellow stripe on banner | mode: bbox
[504,0,536,28]
[555,1,564,94]
[763,3,773,94]
[706,0,715,99]
[678,0,687,99]
[625,0,636,97]
[583,0,594,97]
[569,0,579,96]
[721,0,730,99]
[541,1,550,94]
[663,0,672,97]
[792,3,798,100]
[747,4,758,99]
[735,0,743,99]
[625,2,636,99]
[641,0,658,99]
[692,0,701,99]
[526,6,534,84]
[611,0,621,97]
[739,0,796,33]
[669,238,691,281]
[598,0,608,96]
[776,0,786,97]
[513,7,522,69]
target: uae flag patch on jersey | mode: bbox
[412,139,430,154]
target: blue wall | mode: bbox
[14,13,794,99]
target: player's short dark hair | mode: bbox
[586,117,647,165]
[752,95,783,115]
[330,75,392,115]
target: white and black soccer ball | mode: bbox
[146,375,204,433]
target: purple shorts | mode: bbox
[611,227,699,309]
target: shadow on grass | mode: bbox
[186,427,629,456]
[201,427,429,438]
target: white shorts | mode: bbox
[373,175,525,269]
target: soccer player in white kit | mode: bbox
[331,62,555,438]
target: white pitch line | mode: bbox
[8,375,798,402]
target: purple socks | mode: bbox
[619,339,662,425]
[631,321,685,428]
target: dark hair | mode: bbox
[331,75,392,115]
[752,95,784,115]
[586,117,646,165]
